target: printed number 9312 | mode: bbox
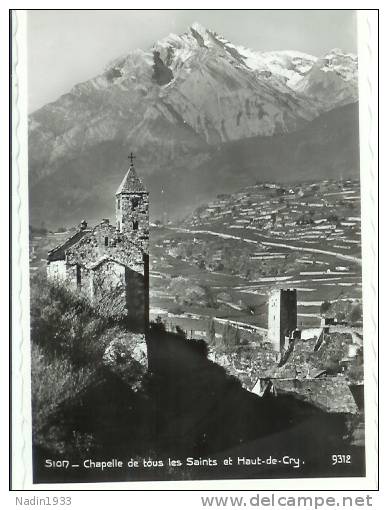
[331,454,351,465]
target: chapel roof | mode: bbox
[116,164,147,195]
[47,229,91,262]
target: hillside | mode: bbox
[30,274,363,483]
[182,102,360,206]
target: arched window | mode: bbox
[117,198,121,210]
[104,236,109,246]
[133,220,139,231]
[131,197,139,210]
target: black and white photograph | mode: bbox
[10,8,378,489]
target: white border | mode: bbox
[11,8,378,491]
[12,9,32,491]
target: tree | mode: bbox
[336,311,346,322]
[349,304,362,324]
[221,322,240,348]
[201,284,217,308]
[320,300,332,316]
[246,305,255,315]
[207,319,216,345]
[153,315,166,331]
[327,213,338,223]
[175,325,186,338]
[198,259,206,270]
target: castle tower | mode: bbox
[115,155,149,253]
[268,289,297,352]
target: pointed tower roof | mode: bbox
[116,164,147,195]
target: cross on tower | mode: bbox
[128,152,136,166]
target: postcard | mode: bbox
[10,9,378,489]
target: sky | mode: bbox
[27,10,357,113]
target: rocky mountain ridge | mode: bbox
[28,22,359,227]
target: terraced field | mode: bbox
[149,179,362,336]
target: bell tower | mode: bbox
[115,153,149,253]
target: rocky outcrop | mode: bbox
[103,332,148,389]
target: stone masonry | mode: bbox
[47,161,149,329]
[268,288,297,352]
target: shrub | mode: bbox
[30,273,112,367]
[29,273,146,453]
[31,343,93,450]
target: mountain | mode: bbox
[28,22,358,227]
[151,102,360,221]
[292,49,358,111]
[189,102,359,193]
[30,102,359,226]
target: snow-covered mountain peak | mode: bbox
[321,48,357,65]
[311,48,358,84]
[326,48,354,57]
[156,22,236,59]
[291,48,358,110]
[101,25,357,98]
[189,21,208,38]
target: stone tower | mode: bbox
[268,289,297,352]
[115,159,149,254]
[115,158,150,332]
